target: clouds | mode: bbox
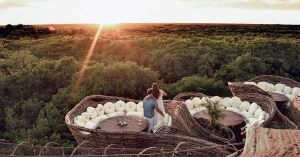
[0,0,47,9]
[224,0,300,10]
[184,0,300,10]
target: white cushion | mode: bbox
[292,87,300,96]
[104,102,116,114]
[239,101,250,111]
[185,99,194,110]
[107,112,124,118]
[81,112,90,119]
[163,114,171,126]
[258,111,267,121]
[256,119,264,126]
[275,83,285,92]
[210,96,221,103]
[201,97,209,104]
[189,109,199,116]
[126,111,143,117]
[254,108,262,118]
[248,103,258,114]
[244,82,256,86]
[115,100,126,112]
[96,104,104,116]
[86,106,96,113]
[231,97,242,108]
[192,97,202,108]
[248,118,258,125]
[273,91,284,94]
[222,97,232,107]
[89,111,98,119]
[226,107,240,114]
[125,102,137,112]
[240,111,253,119]
[84,120,97,129]
[136,102,144,112]
[286,94,295,100]
[196,106,208,112]
[266,83,275,91]
[74,116,86,127]
[91,115,108,124]
[167,116,172,126]
[257,82,268,90]
[283,86,292,94]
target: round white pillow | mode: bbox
[210,96,221,103]
[96,104,104,116]
[196,106,208,112]
[86,106,96,113]
[292,87,300,96]
[257,82,268,90]
[239,101,251,112]
[222,97,232,107]
[75,115,86,127]
[244,82,256,86]
[89,111,98,119]
[240,111,253,119]
[104,102,116,114]
[81,112,90,119]
[185,99,194,110]
[115,100,126,112]
[231,97,242,108]
[226,107,240,114]
[84,120,97,129]
[254,108,262,118]
[201,97,209,104]
[266,83,275,91]
[275,83,285,92]
[125,102,137,112]
[283,86,292,94]
[136,102,144,112]
[248,103,258,114]
[192,97,202,108]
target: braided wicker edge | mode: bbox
[165,99,237,145]
[287,97,300,128]
[249,75,300,88]
[228,82,298,130]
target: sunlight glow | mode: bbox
[74,24,102,90]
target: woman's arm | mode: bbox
[160,89,167,96]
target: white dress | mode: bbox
[154,90,165,127]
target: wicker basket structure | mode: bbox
[228,82,298,129]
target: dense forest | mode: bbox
[0,23,299,146]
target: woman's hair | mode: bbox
[147,88,152,95]
[151,83,160,99]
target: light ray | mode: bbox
[73,24,102,92]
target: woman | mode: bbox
[151,83,167,127]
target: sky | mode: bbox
[1,0,300,24]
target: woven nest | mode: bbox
[228,82,298,130]
[286,97,300,128]
[164,100,236,145]
[71,134,235,157]
[65,95,236,156]
[249,75,300,88]
[238,126,300,157]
